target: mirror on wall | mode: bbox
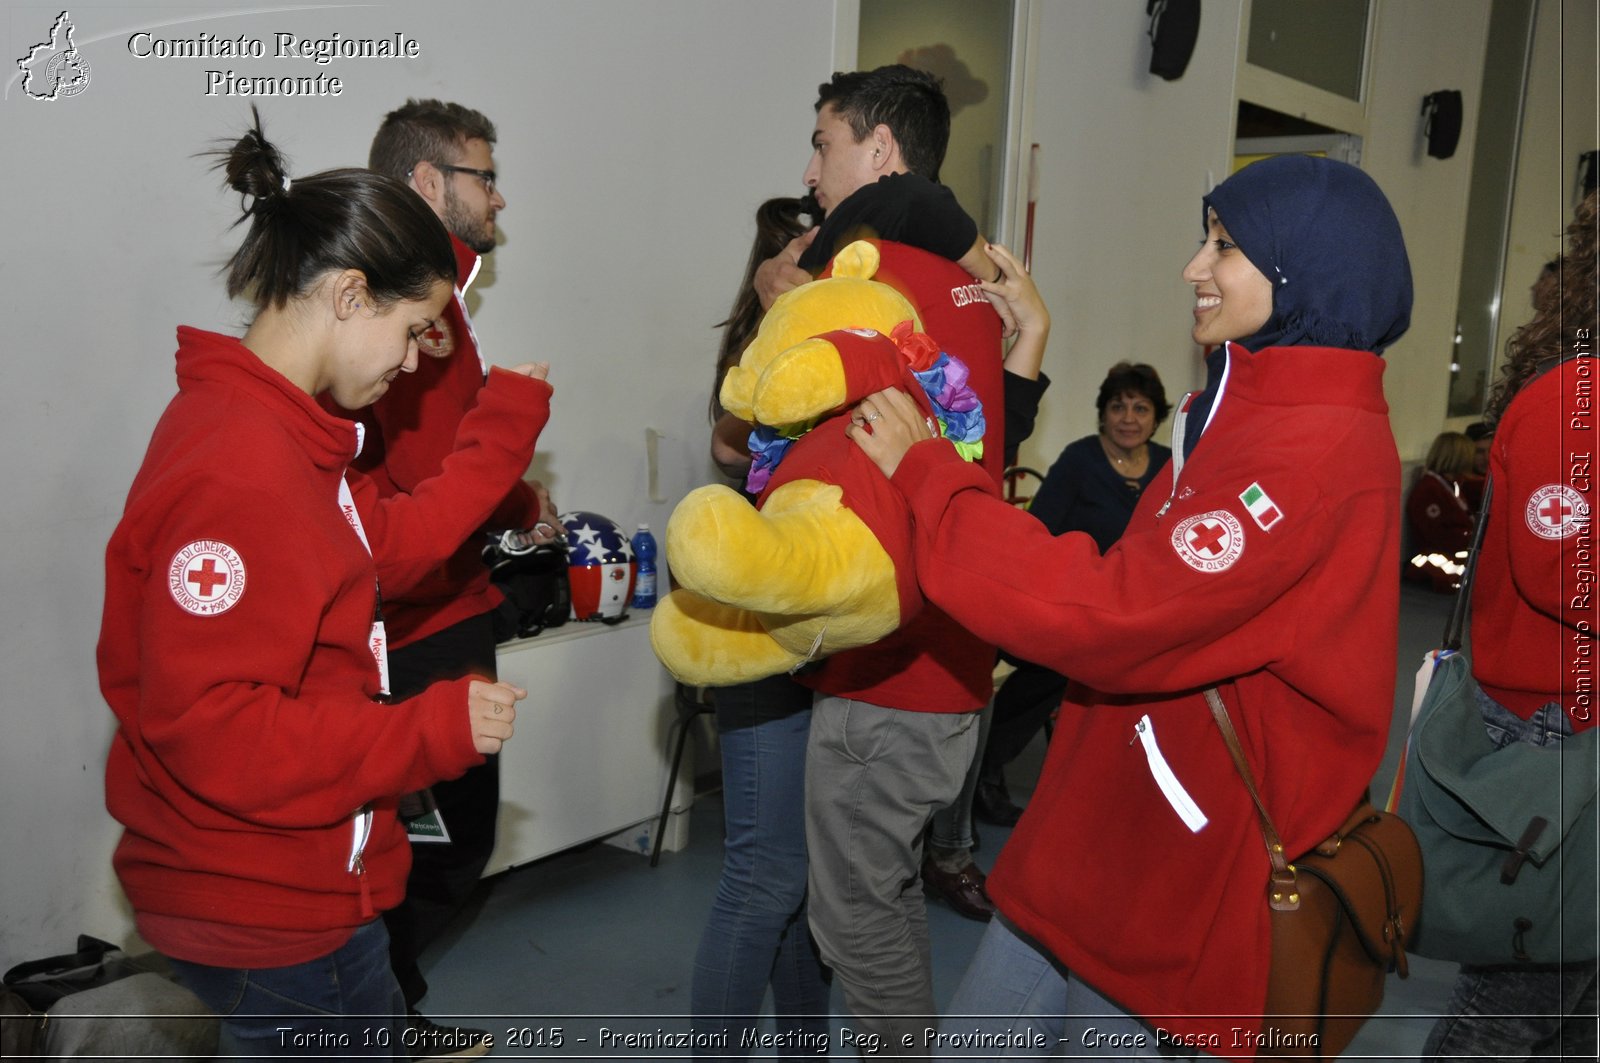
[1246,0,1371,102]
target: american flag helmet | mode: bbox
[558,511,636,623]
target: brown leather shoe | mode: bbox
[920,858,996,922]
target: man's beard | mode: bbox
[443,186,496,254]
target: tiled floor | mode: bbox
[414,585,1479,1059]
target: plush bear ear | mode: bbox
[830,240,881,281]
[720,364,757,422]
[751,337,849,426]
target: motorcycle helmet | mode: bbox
[559,511,636,623]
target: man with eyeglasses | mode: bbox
[349,97,558,1061]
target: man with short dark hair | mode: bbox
[754,66,1046,1049]
[755,66,996,307]
[353,97,559,1061]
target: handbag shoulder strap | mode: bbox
[1443,476,1493,651]
[1205,688,1302,912]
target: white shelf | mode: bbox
[485,609,684,875]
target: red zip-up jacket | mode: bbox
[100,328,550,959]
[894,344,1397,1056]
[350,234,544,647]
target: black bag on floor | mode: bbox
[3,935,127,1013]
[1,936,217,1059]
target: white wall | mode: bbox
[0,0,834,968]
[1011,0,1249,475]
[1362,0,1492,462]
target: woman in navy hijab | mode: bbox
[850,155,1413,1054]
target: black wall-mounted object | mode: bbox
[1421,90,1463,159]
[1148,0,1201,81]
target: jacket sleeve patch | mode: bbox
[1170,510,1246,572]
[1239,481,1284,531]
[1525,484,1589,541]
[168,540,247,615]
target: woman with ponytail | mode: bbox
[98,110,552,1057]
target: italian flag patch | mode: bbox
[1239,482,1283,531]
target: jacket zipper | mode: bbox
[1157,343,1235,519]
[348,806,375,918]
[1133,715,1209,832]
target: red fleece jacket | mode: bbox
[894,344,1397,1056]
[99,327,550,958]
[349,234,544,647]
[1473,358,1598,725]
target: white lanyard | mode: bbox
[456,257,487,376]
[338,477,390,698]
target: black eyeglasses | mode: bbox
[435,163,496,194]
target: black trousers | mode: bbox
[984,660,1068,779]
[381,611,500,1010]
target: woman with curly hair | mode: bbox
[1421,193,1598,1062]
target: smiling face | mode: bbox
[327,280,453,409]
[1182,208,1275,348]
[1100,391,1158,451]
[802,103,883,216]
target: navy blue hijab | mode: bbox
[1203,154,1413,354]
[1179,156,1413,459]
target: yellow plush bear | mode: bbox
[650,241,984,685]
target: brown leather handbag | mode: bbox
[1207,690,1424,1060]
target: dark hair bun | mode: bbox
[203,106,455,313]
[213,105,291,217]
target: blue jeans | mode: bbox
[1422,694,1600,1061]
[928,700,992,853]
[691,675,830,1057]
[940,919,1192,1060]
[166,918,405,1060]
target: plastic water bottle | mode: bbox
[631,524,658,609]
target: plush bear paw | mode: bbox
[649,590,803,685]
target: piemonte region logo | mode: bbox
[17,11,92,101]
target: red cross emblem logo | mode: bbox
[418,316,455,359]
[1525,484,1589,541]
[1188,522,1228,556]
[168,540,247,616]
[1171,510,1246,572]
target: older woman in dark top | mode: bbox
[977,363,1172,825]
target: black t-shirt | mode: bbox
[797,172,978,273]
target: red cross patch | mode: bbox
[418,316,455,359]
[1524,484,1589,541]
[1170,510,1246,572]
[167,540,247,616]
